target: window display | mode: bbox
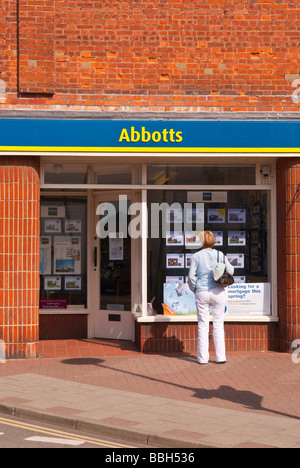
[40,197,87,310]
[147,190,271,317]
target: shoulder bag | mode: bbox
[212,251,235,288]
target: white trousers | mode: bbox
[195,287,227,364]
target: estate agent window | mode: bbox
[39,196,88,311]
[147,164,273,318]
[40,161,275,320]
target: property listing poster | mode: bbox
[54,236,81,275]
[40,237,52,275]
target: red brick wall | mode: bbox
[0,0,300,112]
[39,315,88,341]
[135,322,278,354]
[0,2,299,356]
[0,157,40,358]
[18,0,55,94]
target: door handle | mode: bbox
[93,246,98,268]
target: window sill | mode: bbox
[133,312,278,323]
[39,309,89,315]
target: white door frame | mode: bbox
[88,190,135,341]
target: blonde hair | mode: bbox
[201,231,216,249]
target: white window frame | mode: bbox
[40,155,278,325]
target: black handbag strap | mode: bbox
[217,250,225,264]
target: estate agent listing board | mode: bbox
[40,204,84,310]
[163,193,271,317]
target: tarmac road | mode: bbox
[0,414,147,449]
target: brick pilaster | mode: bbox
[0,157,40,358]
[277,158,300,352]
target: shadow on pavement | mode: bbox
[61,356,300,422]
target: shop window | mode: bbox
[147,190,271,317]
[93,164,133,185]
[39,196,87,311]
[43,163,136,185]
[147,165,256,186]
[44,163,88,184]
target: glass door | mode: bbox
[93,192,134,340]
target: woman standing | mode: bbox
[188,231,234,365]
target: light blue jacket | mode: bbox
[188,249,234,292]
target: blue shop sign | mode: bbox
[0,119,299,152]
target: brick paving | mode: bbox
[0,339,299,448]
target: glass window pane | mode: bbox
[147,190,271,317]
[99,200,131,311]
[44,163,88,184]
[40,196,87,310]
[147,165,256,185]
[93,164,132,184]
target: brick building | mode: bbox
[0,0,300,357]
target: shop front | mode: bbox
[0,118,299,357]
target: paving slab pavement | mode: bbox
[0,340,299,448]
